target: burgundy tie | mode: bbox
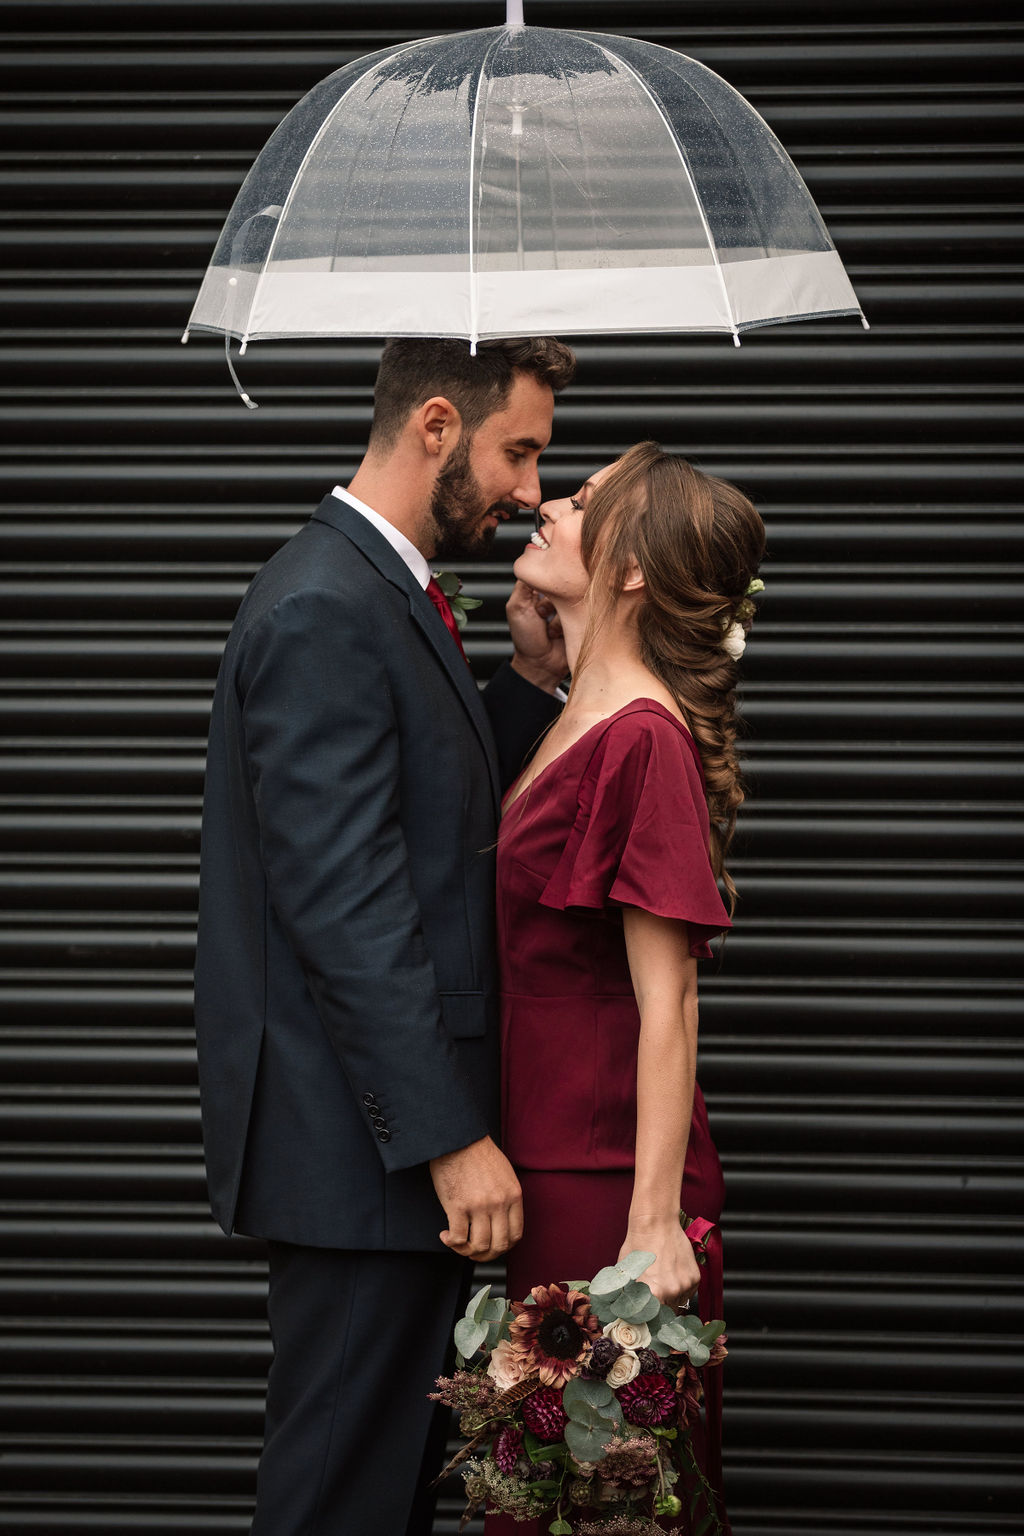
[425,576,470,665]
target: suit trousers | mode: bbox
[251,1241,471,1536]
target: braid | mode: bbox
[639,603,744,912]
[581,443,765,914]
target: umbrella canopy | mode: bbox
[185,22,866,351]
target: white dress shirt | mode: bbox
[332,485,431,591]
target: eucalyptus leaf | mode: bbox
[453,1317,487,1358]
[483,1319,506,1352]
[632,1290,663,1324]
[562,1396,610,1430]
[687,1341,711,1367]
[565,1418,615,1465]
[619,1249,657,1280]
[612,1279,655,1320]
[467,1283,492,1324]
[700,1319,727,1344]
[656,1318,692,1351]
[549,1521,573,1536]
[648,1336,672,1358]
[563,1377,615,1415]
[589,1250,655,1295]
[589,1293,621,1325]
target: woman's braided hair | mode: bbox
[579,441,766,913]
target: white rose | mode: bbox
[605,1348,641,1388]
[603,1317,651,1350]
[486,1338,525,1391]
[721,622,746,660]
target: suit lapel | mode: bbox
[311,496,501,809]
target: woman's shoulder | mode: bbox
[582,698,700,777]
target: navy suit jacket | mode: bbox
[194,494,559,1251]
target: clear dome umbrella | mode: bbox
[184,5,866,389]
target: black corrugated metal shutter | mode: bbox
[1,2,1021,1532]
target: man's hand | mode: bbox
[429,1135,524,1262]
[506,579,567,694]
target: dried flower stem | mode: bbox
[680,1436,725,1536]
[431,1374,542,1487]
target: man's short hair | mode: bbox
[369,336,576,451]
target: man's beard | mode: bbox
[429,434,518,560]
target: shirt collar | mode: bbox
[332,485,432,591]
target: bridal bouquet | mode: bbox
[430,1241,726,1536]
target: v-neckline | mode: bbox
[502,698,697,816]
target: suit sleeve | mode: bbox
[236,586,490,1172]
[482,659,563,791]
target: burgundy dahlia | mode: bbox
[493,1424,524,1474]
[616,1371,677,1427]
[521,1384,569,1441]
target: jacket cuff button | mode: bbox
[377,1129,392,1143]
[361,1093,375,1106]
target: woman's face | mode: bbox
[512,461,617,604]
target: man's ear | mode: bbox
[415,396,461,458]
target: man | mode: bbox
[194,336,576,1534]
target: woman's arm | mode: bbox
[619,905,703,1307]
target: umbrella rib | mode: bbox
[597,41,741,346]
[241,36,429,351]
[467,28,512,352]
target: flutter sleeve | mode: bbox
[538,709,731,957]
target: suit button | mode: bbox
[373,1116,387,1129]
[366,1104,381,1117]
[377,1129,392,1143]
[361,1093,375,1106]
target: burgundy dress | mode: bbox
[488,700,732,1535]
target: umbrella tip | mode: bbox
[180,329,190,345]
[860,313,871,331]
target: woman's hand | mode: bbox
[619,1220,701,1311]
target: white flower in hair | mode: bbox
[722,622,747,659]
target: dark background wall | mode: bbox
[1,2,1021,1532]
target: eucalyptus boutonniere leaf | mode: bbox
[433,569,483,630]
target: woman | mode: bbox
[488,441,765,1533]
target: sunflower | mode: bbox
[508,1283,602,1388]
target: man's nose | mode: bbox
[514,464,543,511]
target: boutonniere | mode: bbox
[433,570,483,631]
